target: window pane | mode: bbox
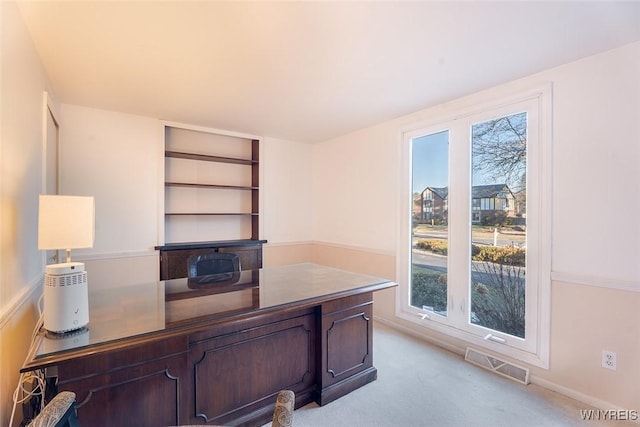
[470,113,527,338]
[411,131,449,316]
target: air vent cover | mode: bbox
[465,347,530,385]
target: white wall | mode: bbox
[58,105,162,288]
[551,48,640,282]
[262,136,314,244]
[311,41,640,411]
[0,1,53,304]
[59,105,160,256]
[312,122,398,253]
[0,2,57,425]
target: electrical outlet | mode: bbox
[602,350,617,371]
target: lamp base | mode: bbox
[44,263,89,333]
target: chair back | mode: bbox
[28,391,81,427]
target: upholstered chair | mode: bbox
[27,391,81,427]
[271,389,295,427]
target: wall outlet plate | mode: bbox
[602,350,617,371]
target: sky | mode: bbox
[412,130,449,193]
[411,113,526,194]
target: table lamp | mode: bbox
[38,195,95,333]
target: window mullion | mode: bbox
[445,122,472,329]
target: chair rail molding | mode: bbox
[551,271,639,293]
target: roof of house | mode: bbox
[472,184,512,199]
[426,187,449,200]
[420,184,513,200]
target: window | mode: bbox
[470,112,527,339]
[411,131,449,316]
[398,85,552,368]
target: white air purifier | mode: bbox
[38,194,95,334]
[44,262,89,333]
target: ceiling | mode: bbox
[17,1,640,143]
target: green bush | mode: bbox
[417,240,525,267]
[410,268,447,312]
[415,239,448,256]
[471,277,525,338]
[471,243,482,258]
[472,245,525,267]
[412,240,526,337]
[471,249,526,338]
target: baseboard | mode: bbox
[375,316,639,423]
[374,317,465,358]
[530,375,640,424]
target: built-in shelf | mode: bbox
[165,182,258,191]
[165,213,259,216]
[160,124,264,282]
[162,123,260,245]
[156,240,267,251]
[165,150,257,165]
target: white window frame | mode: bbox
[396,84,552,368]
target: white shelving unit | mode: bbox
[160,122,261,245]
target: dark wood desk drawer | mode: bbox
[56,336,189,427]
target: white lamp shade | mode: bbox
[38,195,95,250]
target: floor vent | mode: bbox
[465,347,530,385]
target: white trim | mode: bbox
[264,241,314,248]
[394,309,548,368]
[552,271,639,293]
[41,91,60,194]
[74,249,158,261]
[0,7,2,304]
[41,91,61,265]
[265,240,396,260]
[157,119,166,246]
[530,375,640,424]
[0,276,42,328]
[160,120,262,141]
[374,317,465,357]
[311,240,396,257]
[258,133,265,241]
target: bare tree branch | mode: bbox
[472,113,527,192]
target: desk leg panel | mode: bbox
[188,312,316,426]
[318,293,375,405]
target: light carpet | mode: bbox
[276,322,631,427]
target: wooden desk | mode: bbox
[22,263,396,427]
